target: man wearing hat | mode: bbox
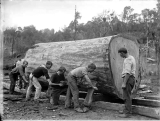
[118,48,136,118]
[47,66,67,105]
[65,63,98,113]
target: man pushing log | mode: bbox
[25,61,53,102]
[47,66,68,105]
[9,60,29,94]
[65,63,98,113]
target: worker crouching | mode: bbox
[47,66,68,105]
[65,63,98,113]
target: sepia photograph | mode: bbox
[1,0,160,120]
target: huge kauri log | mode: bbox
[24,34,140,99]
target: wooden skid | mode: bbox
[76,91,160,107]
[133,98,160,107]
[144,95,160,100]
[93,101,160,119]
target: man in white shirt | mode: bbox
[118,48,136,118]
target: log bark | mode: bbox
[24,34,140,99]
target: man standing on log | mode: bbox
[118,48,136,118]
[65,63,98,113]
[9,60,29,94]
[25,61,53,102]
[47,66,68,105]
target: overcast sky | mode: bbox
[2,0,157,32]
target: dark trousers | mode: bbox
[18,76,27,89]
[47,86,67,105]
[9,73,18,94]
[123,75,135,114]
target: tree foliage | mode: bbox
[3,1,160,57]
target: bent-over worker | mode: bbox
[25,61,53,102]
[9,60,29,94]
[65,63,98,113]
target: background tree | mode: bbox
[156,0,160,82]
[3,1,160,66]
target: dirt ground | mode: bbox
[2,70,160,120]
[2,94,155,120]
[2,72,160,120]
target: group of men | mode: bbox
[9,47,136,118]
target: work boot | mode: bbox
[82,104,92,110]
[74,107,84,113]
[65,101,74,109]
[82,107,89,112]
[119,109,132,114]
[65,104,74,109]
[118,113,131,118]
[119,110,124,114]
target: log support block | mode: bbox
[93,101,160,119]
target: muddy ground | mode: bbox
[2,73,160,120]
[2,88,156,120]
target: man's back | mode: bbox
[70,67,87,78]
[11,65,25,76]
[32,67,50,79]
[51,73,65,83]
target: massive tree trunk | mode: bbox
[24,34,140,99]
